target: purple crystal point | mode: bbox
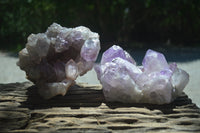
[81,38,100,62]
[95,46,189,104]
[142,49,169,74]
[101,45,136,65]
[17,23,100,99]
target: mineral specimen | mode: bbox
[17,23,100,99]
[95,45,189,104]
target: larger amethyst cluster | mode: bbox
[17,23,100,99]
[95,45,189,104]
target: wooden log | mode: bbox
[0,82,200,132]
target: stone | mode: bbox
[95,45,189,104]
[17,23,100,99]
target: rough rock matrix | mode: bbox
[95,45,189,104]
[17,23,100,99]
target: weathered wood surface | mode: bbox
[0,82,200,133]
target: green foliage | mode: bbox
[0,0,200,51]
[0,0,56,49]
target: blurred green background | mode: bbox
[1,0,200,51]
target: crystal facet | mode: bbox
[17,23,100,99]
[95,45,189,104]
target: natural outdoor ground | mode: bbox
[0,48,199,107]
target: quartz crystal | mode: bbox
[17,23,100,99]
[95,45,189,104]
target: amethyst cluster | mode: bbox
[17,23,100,99]
[17,23,189,104]
[95,45,189,104]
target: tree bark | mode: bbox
[0,82,200,132]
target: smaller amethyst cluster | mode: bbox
[17,23,100,99]
[95,45,189,104]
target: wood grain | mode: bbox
[0,82,199,132]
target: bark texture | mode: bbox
[0,82,200,132]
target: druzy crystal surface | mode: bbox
[17,23,100,99]
[95,45,189,104]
